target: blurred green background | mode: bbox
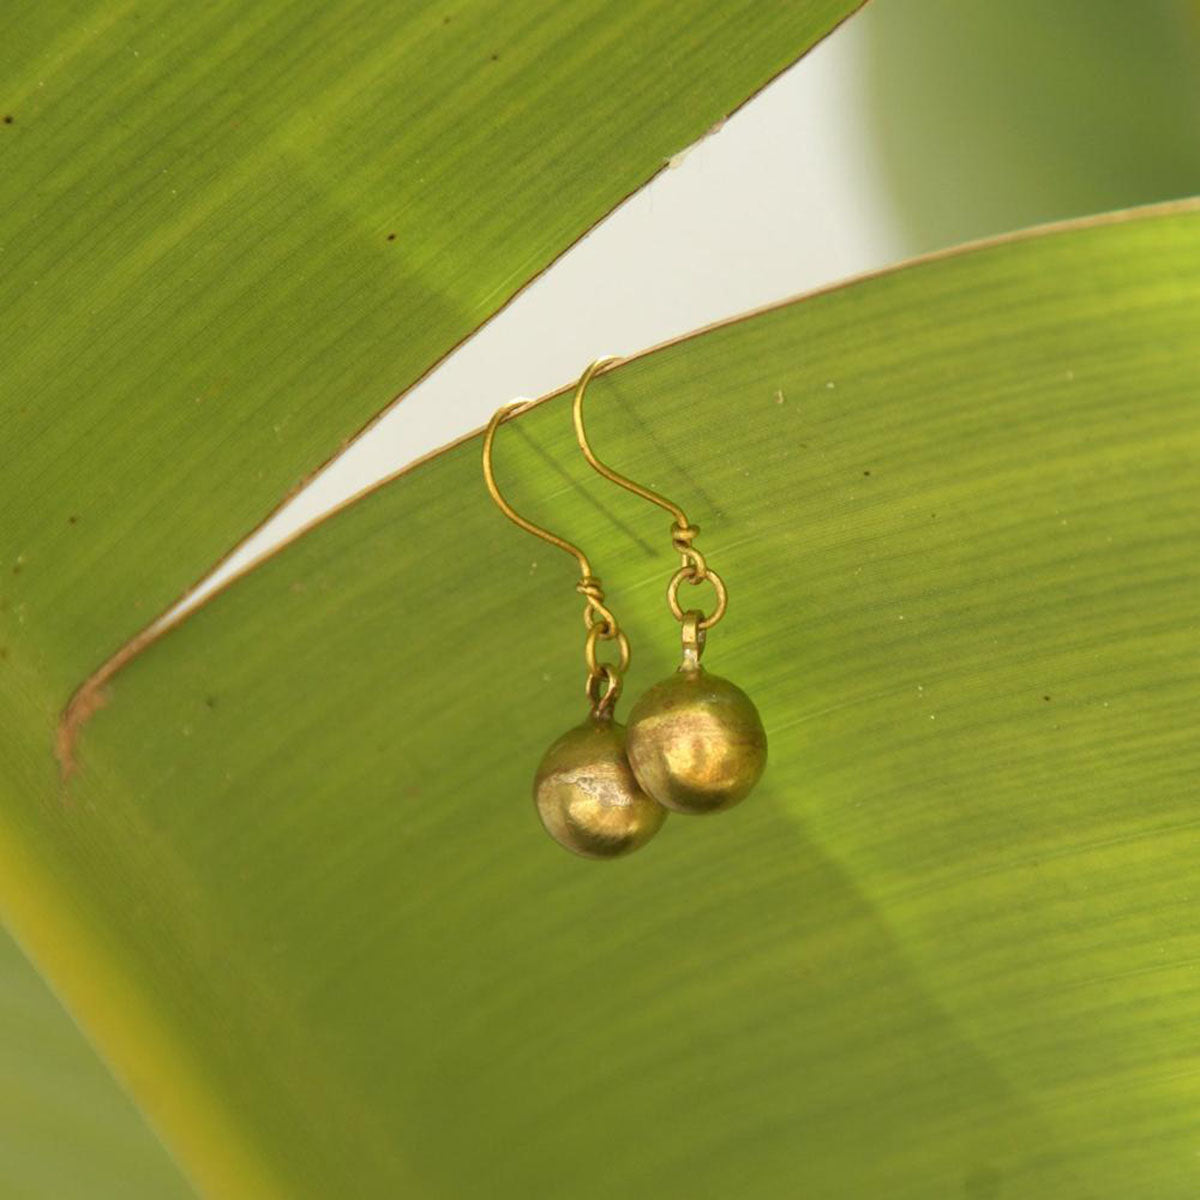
[866,0,1200,250]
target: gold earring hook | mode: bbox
[482,399,631,715]
[571,359,727,632]
[571,357,691,532]
[483,400,594,579]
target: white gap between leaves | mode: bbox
[181,18,902,616]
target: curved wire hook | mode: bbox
[571,356,691,531]
[482,398,627,694]
[483,400,594,579]
[571,358,726,631]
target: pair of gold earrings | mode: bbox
[483,358,767,859]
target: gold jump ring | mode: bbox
[667,566,727,630]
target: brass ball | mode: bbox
[626,668,767,814]
[533,717,667,859]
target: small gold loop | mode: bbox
[681,609,706,670]
[680,546,708,581]
[583,607,613,634]
[667,566,727,630]
[578,576,617,632]
[585,623,631,678]
[671,522,700,552]
[586,663,622,716]
[673,525,707,579]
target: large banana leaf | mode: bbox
[0,2,861,1190]
[5,201,1197,1195]
[0,0,855,698]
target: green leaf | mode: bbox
[6,201,1198,1195]
[0,933,188,1198]
[1,2,860,1191]
[863,0,1200,251]
[0,0,856,701]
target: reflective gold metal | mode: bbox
[534,716,665,859]
[666,565,727,629]
[572,359,768,814]
[482,398,666,856]
[680,609,705,672]
[626,666,766,814]
[584,621,631,683]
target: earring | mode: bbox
[482,401,667,859]
[572,359,768,814]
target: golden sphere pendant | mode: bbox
[533,716,667,858]
[626,668,767,814]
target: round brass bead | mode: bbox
[533,717,667,859]
[626,669,767,814]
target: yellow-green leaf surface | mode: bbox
[0,0,857,701]
[0,5,860,1189]
[6,202,1198,1196]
